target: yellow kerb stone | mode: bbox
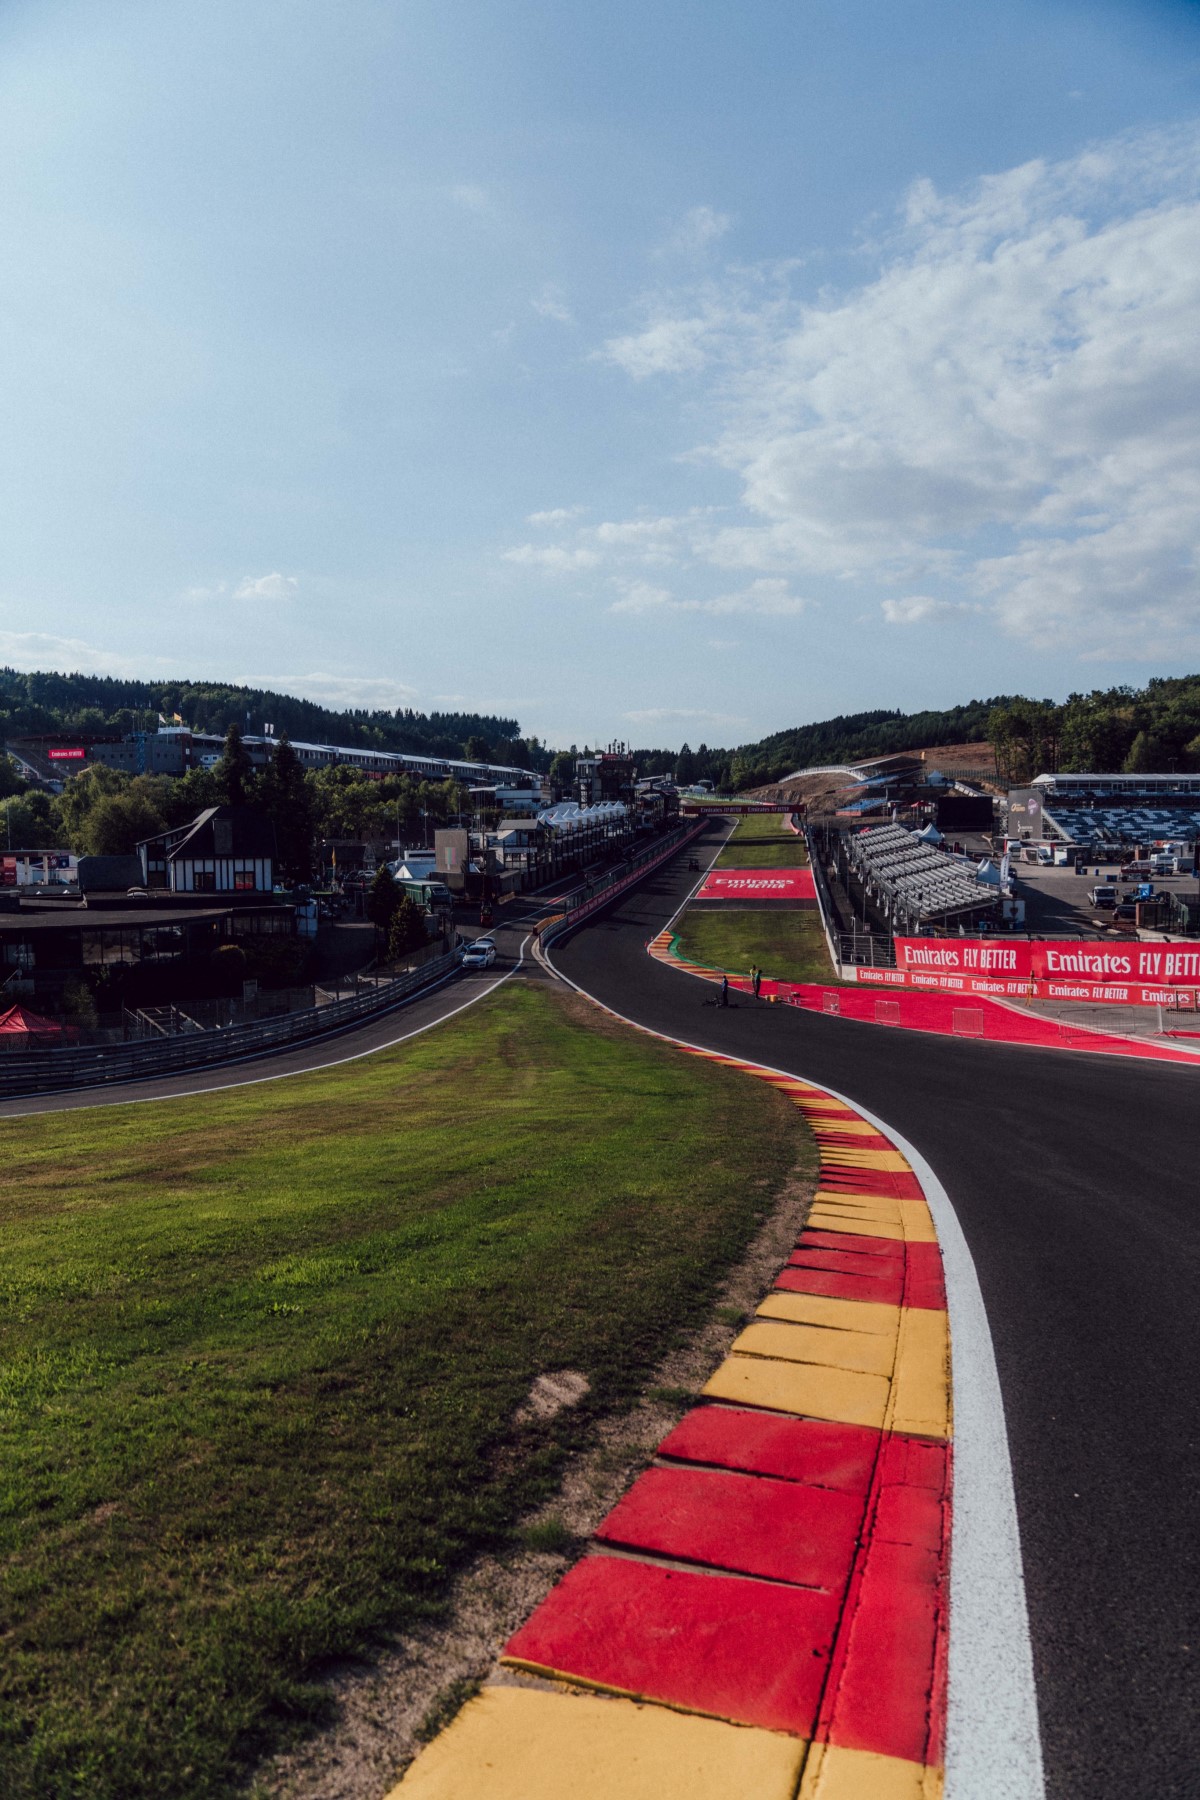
[703,1352,890,1428]
[388,1684,806,1800]
[757,1291,901,1338]
[888,1307,951,1439]
[731,1319,895,1378]
[818,1149,912,1172]
[799,1742,944,1799]
[807,1209,904,1241]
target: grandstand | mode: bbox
[847,823,998,933]
[1009,774,1200,850]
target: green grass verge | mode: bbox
[0,983,810,1800]
[715,813,809,869]
[674,907,835,985]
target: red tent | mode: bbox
[0,1004,78,1045]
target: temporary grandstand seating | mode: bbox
[848,824,996,931]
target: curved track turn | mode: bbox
[551,825,1199,1800]
[8,836,1196,1794]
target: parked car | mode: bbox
[1089,885,1117,909]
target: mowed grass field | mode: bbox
[686,814,832,981]
[714,812,809,868]
[674,909,834,986]
[0,983,810,1800]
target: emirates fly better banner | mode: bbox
[698,868,817,902]
[859,936,1200,1008]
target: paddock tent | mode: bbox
[0,1004,76,1046]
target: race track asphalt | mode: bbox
[550,828,1200,1800]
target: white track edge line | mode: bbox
[543,936,1045,1800]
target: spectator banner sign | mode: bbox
[868,936,1200,1007]
[698,868,817,902]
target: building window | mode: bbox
[234,869,257,891]
[193,869,216,892]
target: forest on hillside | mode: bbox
[715,678,1200,789]
[0,668,540,768]
[8,667,1200,812]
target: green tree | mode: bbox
[463,735,493,765]
[260,735,315,883]
[548,752,575,794]
[987,700,1061,785]
[216,722,254,807]
[80,790,167,856]
[674,743,698,786]
[1,792,62,849]
[56,764,128,848]
[386,894,428,960]
[163,765,222,826]
[367,864,400,932]
[1122,730,1167,774]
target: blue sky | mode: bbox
[2,0,1199,749]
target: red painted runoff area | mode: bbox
[503,1554,840,1737]
[594,1463,862,1588]
[752,975,1200,1058]
[657,1409,879,1494]
[697,867,817,901]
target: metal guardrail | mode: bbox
[540,822,709,948]
[0,951,457,1100]
[560,823,699,917]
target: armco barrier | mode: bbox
[539,822,709,950]
[0,951,457,1100]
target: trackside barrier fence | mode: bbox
[539,821,710,951]
[0,950,458,1100]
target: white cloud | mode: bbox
[531,284,574,324]
[623,705,747,728]
[609,581,677,614]
[503,542,601,572]
[527,506,585,526]
[880,595,975,625]
[233,571,299,602]
[0,631,174,677]
[249,672,418,709]
[592,124,1200,653]
[601,315,713,379]
[610,576,809,617]
[662,205,732,257]
[451,183,490,211]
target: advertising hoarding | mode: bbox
[879,936,1200,1007]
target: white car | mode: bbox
[460,939,497,969]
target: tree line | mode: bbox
[0,666,547,769]
[0,725,466,881]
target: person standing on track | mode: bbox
[720,973,729,1007]
[752,965,763,998]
